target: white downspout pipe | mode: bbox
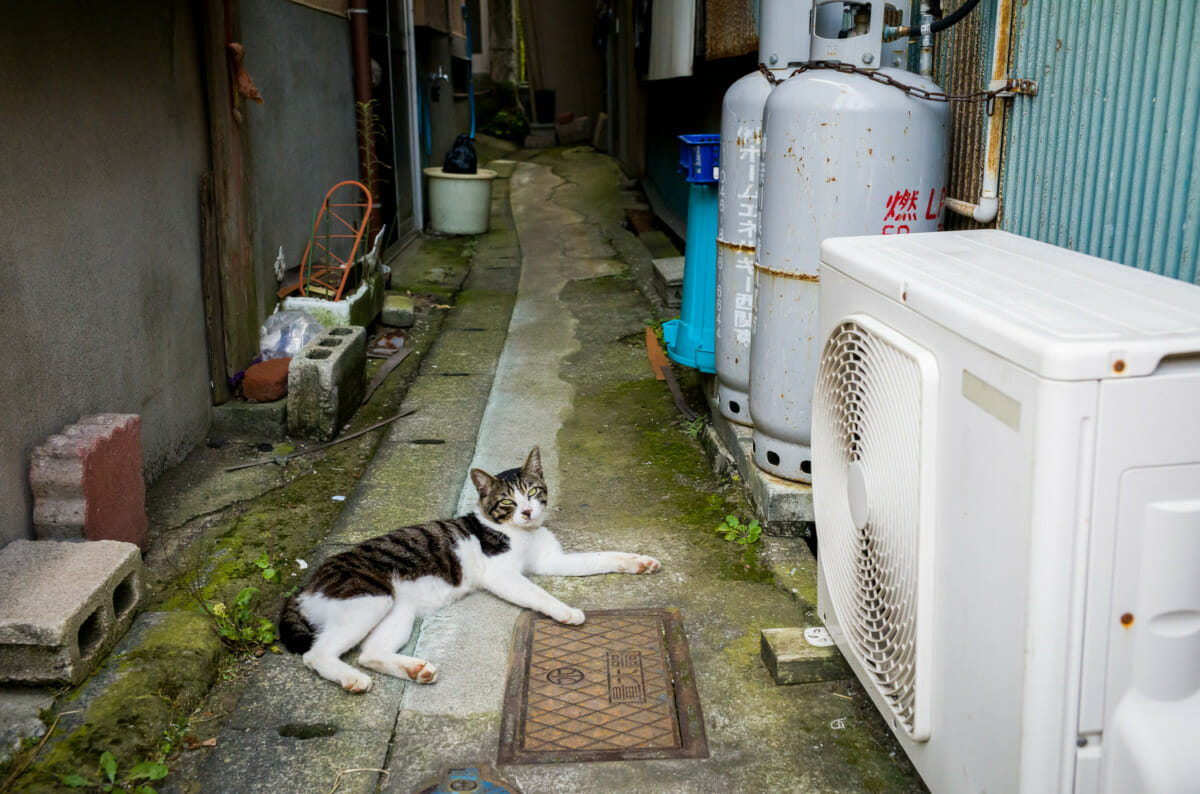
[945,0,1013,224]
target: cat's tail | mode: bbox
[277,595,315,654]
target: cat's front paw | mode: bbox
[404,659,439,684]
[618,554,661,574]
[342,671,374,694]
[557,607,586,625]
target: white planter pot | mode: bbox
[424,167,497,235]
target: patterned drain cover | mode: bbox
[498,608,708,764]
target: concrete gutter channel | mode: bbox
[1,148,926,793]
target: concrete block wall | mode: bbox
[29,414,148,548]
[0,540,144,685]
[287,326,366,441]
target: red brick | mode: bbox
[29,414,148,548]
[243,358,291,402]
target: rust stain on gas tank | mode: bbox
[1120,612,1134,628]
[718,239,756,254]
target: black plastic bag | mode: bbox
[442,133,477,174]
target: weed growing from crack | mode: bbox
[61,751,167,793]
[717,514,762,545]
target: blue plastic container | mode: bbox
[678,134,720,184]
[663,134,719,373]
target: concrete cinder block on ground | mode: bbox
[652,255,685,308]
[761,626,852,685]
[288,326,367,441]
[381,294,415,327]
[0,540,143,685]
[30,414,148,547]
[211,400,288,441]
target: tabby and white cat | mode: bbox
[278,447,660,692]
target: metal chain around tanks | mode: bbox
[758,61,1037,116]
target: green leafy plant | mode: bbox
[207,586,277,652]
[62,750,167,793]
[480,109,529,144]
[716,514,762,545]
[683,415,706,439]
[253,552,277,582]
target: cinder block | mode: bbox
[761,626,852,685]
[30,414,148,548]
[652,256,685,308]
[381,294,415,327]
[0,540,144,685]
[287,326,367,441]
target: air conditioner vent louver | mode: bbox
[813,316,937,741]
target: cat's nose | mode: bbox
[522,508,533,518]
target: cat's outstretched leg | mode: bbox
[528,532,661,576]
[483,570,586,625]
[358,603,439,684]
[300,593,391,693]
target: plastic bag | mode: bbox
[442,133,477,174]
[259,310,323,360]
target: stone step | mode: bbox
[760,626,851,685]
[287,326,367,441]
[652,255,685,309]
[0,540,143,685]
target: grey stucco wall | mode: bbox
[240,2,361,314]
[0,2,212,545]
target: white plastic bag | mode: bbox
[259,310,323,360]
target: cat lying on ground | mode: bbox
[278,446,660,692]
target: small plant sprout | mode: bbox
[62,750,168,793]
[717,514,762,545]
[207,587,278,653]
[254,552,277,582]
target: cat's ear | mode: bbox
[470,468,498,495]
[523,447,543,479]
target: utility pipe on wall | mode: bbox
[945,0,1014,223]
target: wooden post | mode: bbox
[201,0,260,386]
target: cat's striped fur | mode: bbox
[278,447,660,692]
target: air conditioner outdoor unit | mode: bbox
[812,230,1200,794]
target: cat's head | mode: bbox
[470,447,547,531]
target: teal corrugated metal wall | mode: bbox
[1001,0,1200,282]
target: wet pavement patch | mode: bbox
[498,608,707,764]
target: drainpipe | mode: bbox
[349,0,380,235]
[944,0,1013,224]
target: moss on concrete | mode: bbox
[14,613,222,792]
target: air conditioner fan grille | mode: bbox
[814,318,931,738]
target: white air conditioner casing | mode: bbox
[813,230,1200,794]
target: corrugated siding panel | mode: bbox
[1002,0,1200,282]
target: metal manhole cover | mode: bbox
[498,608,708,764]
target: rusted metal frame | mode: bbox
[299,181,373,300]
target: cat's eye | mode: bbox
[528,487,543,496]
[500,498,515,506]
